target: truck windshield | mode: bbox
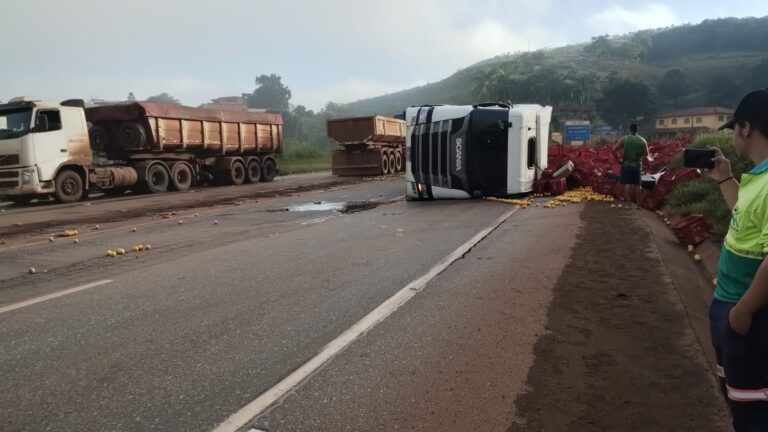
[0,108,33,140]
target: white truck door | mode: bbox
[536,106,553,173]
[536,106,552,171]
[32,109,68,181]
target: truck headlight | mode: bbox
[21,168,35,185]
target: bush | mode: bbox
[665,132,754,236]
[281,142,327,160]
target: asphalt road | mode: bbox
[0,177,722,431]
[0,176,578,431]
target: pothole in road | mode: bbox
[269,200,386,214]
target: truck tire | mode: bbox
[388,152,396,175]
[381,153,391,175]
[246,159,261,184]
[8,195,34,205]
[228,160,246,186]
[144,163,169,194]
[54,169,84,203]
[395,150,403,172]
[88,125,109,151]
[117,122,146,149]
[261,159,276,182]
[170,162,194,191]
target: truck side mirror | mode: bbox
[36,114,49,133]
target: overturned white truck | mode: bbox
[405,103,552,200]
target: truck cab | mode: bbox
[0,97,91,203]
[405,103,552,200]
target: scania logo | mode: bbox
[455,137,463,171]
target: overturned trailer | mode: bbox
[327,115,406,176]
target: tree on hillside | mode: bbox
[584,35,612,58]
[746,58,768,90]
[704,75,744,107]
[656,69,691,105]
[597,79,657,128]
[146,92,181,105]
[472,70,496,100]
[572,73,600,105]
[246,74,292,112]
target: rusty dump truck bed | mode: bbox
[327,116,406,176]
[326,115,405,146]
[86,102,283,156]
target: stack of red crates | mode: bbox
[672,215,711,246]
[548,178,567,196]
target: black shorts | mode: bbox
[620,166,641,185]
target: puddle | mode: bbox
[288,202,347,212]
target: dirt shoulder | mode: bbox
[508,203,728,432]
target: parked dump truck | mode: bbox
[327,115,406,176]
[0,97,283,204]
[405,103,552,200]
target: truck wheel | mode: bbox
[261,159,276,182]
[54,170,84,203]
[144,164,169,194]
[395,150,403,172]
[246,160,261,183]
[388,153,396,175]
[8,195,34,205]
[117,122,146,149]
[170,163,194,191]
[89,125,109,151]
[381,153,391,175]
[229,161,246,185]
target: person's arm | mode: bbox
[709,147,738,209]
[612,137,624,164]
[730,259,768,334]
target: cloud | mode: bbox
[586,3,679,35]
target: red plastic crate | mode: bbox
[533,179,548,194]
[672,215,711,246]
[571,169,589,187]
[548,178,567,196]
[641,191,665,211]
[655,171,676,190]
[593,178,617,196]
[672,168,702,184]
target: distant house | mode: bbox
[655,107,733,137]
[198,96,248,112]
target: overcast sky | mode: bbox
[1,0,767,110]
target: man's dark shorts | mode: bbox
[710,299,768,431]
[619,166,641,185]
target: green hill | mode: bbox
[343,16,768,122]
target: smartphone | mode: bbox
[683,149,715,169]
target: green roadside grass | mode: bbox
[277,145,332,175]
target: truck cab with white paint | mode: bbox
[0,97,91,204]
[405,103,552,200]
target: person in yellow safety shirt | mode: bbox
[709,89,768,431]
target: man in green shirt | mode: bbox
[612,123,649,209]
[709,89,768,431]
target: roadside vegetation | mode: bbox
[666,133,753,236]
[278,143,331,175]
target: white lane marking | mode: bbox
[0,279,114,315]
[212,206,519,432]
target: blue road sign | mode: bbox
[564,124,591,142]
